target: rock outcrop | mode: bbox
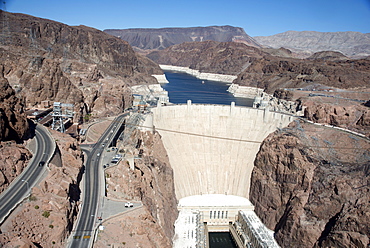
[303,101,370,137]
[0,65,29,142]
[105,25,261,51]
[0,130,84,247]
[147,40,370,98]
[0,10,162,119]
[254,31,370,58]
[104,129,178,246]
[0,141,32,194]
[250,120,370,248]
[147,41,266,75]
[233,53,370,94]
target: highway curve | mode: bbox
[0,124,55,224]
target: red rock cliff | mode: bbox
[250,120,370,247]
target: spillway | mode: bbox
[151,102,294,200]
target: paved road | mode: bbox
[69,113,127,248]
[0,125,55,224]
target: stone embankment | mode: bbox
[160,65,237,83]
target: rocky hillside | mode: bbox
[147,41,267,75]
[101,129,178,247]
[104,25,261,51]
[250,120,370,248]
[0,141,32,194]
[0,11,162,120]
[233,51,370,94]
[0,65,29,142]
[148,40,370,96]
[254,31,370,58]
[0,130,84,248]
[304,100,370,137]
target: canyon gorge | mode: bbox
[0,10,369,248]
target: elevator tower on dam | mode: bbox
[144,101,294,247]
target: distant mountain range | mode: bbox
[105,26,370,58]
[104,26,261,50]
[254,31,370,58]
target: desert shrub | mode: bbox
[42,211,50,218]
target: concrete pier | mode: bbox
[151,103,294,200]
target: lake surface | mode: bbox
[161,71,253,107]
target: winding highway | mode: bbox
[69,113,127,248]
[0,124,55,224]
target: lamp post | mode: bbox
[21,179,29,192]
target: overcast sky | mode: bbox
[3,0,370,36]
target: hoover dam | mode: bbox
[146,101,295,247]
[151,101,294,199]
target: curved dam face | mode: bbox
[151,103,295,200]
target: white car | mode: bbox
[124,202,133,208]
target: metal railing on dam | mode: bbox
[150,101,295,200]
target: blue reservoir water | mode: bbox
[161,71,253,107]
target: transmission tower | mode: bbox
[51,102,74,133]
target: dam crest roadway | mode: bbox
[142,101,294,247]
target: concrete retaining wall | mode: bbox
[151,103,294,200]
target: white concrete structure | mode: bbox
[160,65,237,83]
[151,103,294,200]
[231,211,280,248]
[152,74,169,84]
[173,210,202,248]
[227,83,264,98]
[131,84,169,105]
[178,194,254,231]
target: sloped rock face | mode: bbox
[304,101,370,137]
[0,66,29,142]
[0,11,161,119]
[0,141,32,193]
[105,129,178,246]
[254,31,370,58]
[147,41,266,75]
[0,130,84,247]
[147,39,370,97]
[234,54,370,94]
[105,25,261,50]
[250,120,370,248]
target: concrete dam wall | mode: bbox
[151,103,295,200]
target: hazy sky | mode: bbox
[3,0,370,36]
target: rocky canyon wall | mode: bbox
[102,129,178,247]
[0,11,162,119]
[250,120,370,247]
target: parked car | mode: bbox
[124,202,133,208]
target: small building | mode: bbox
[133,94,143,107]
[138,100,148,113]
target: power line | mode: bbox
[121,120,370,151]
